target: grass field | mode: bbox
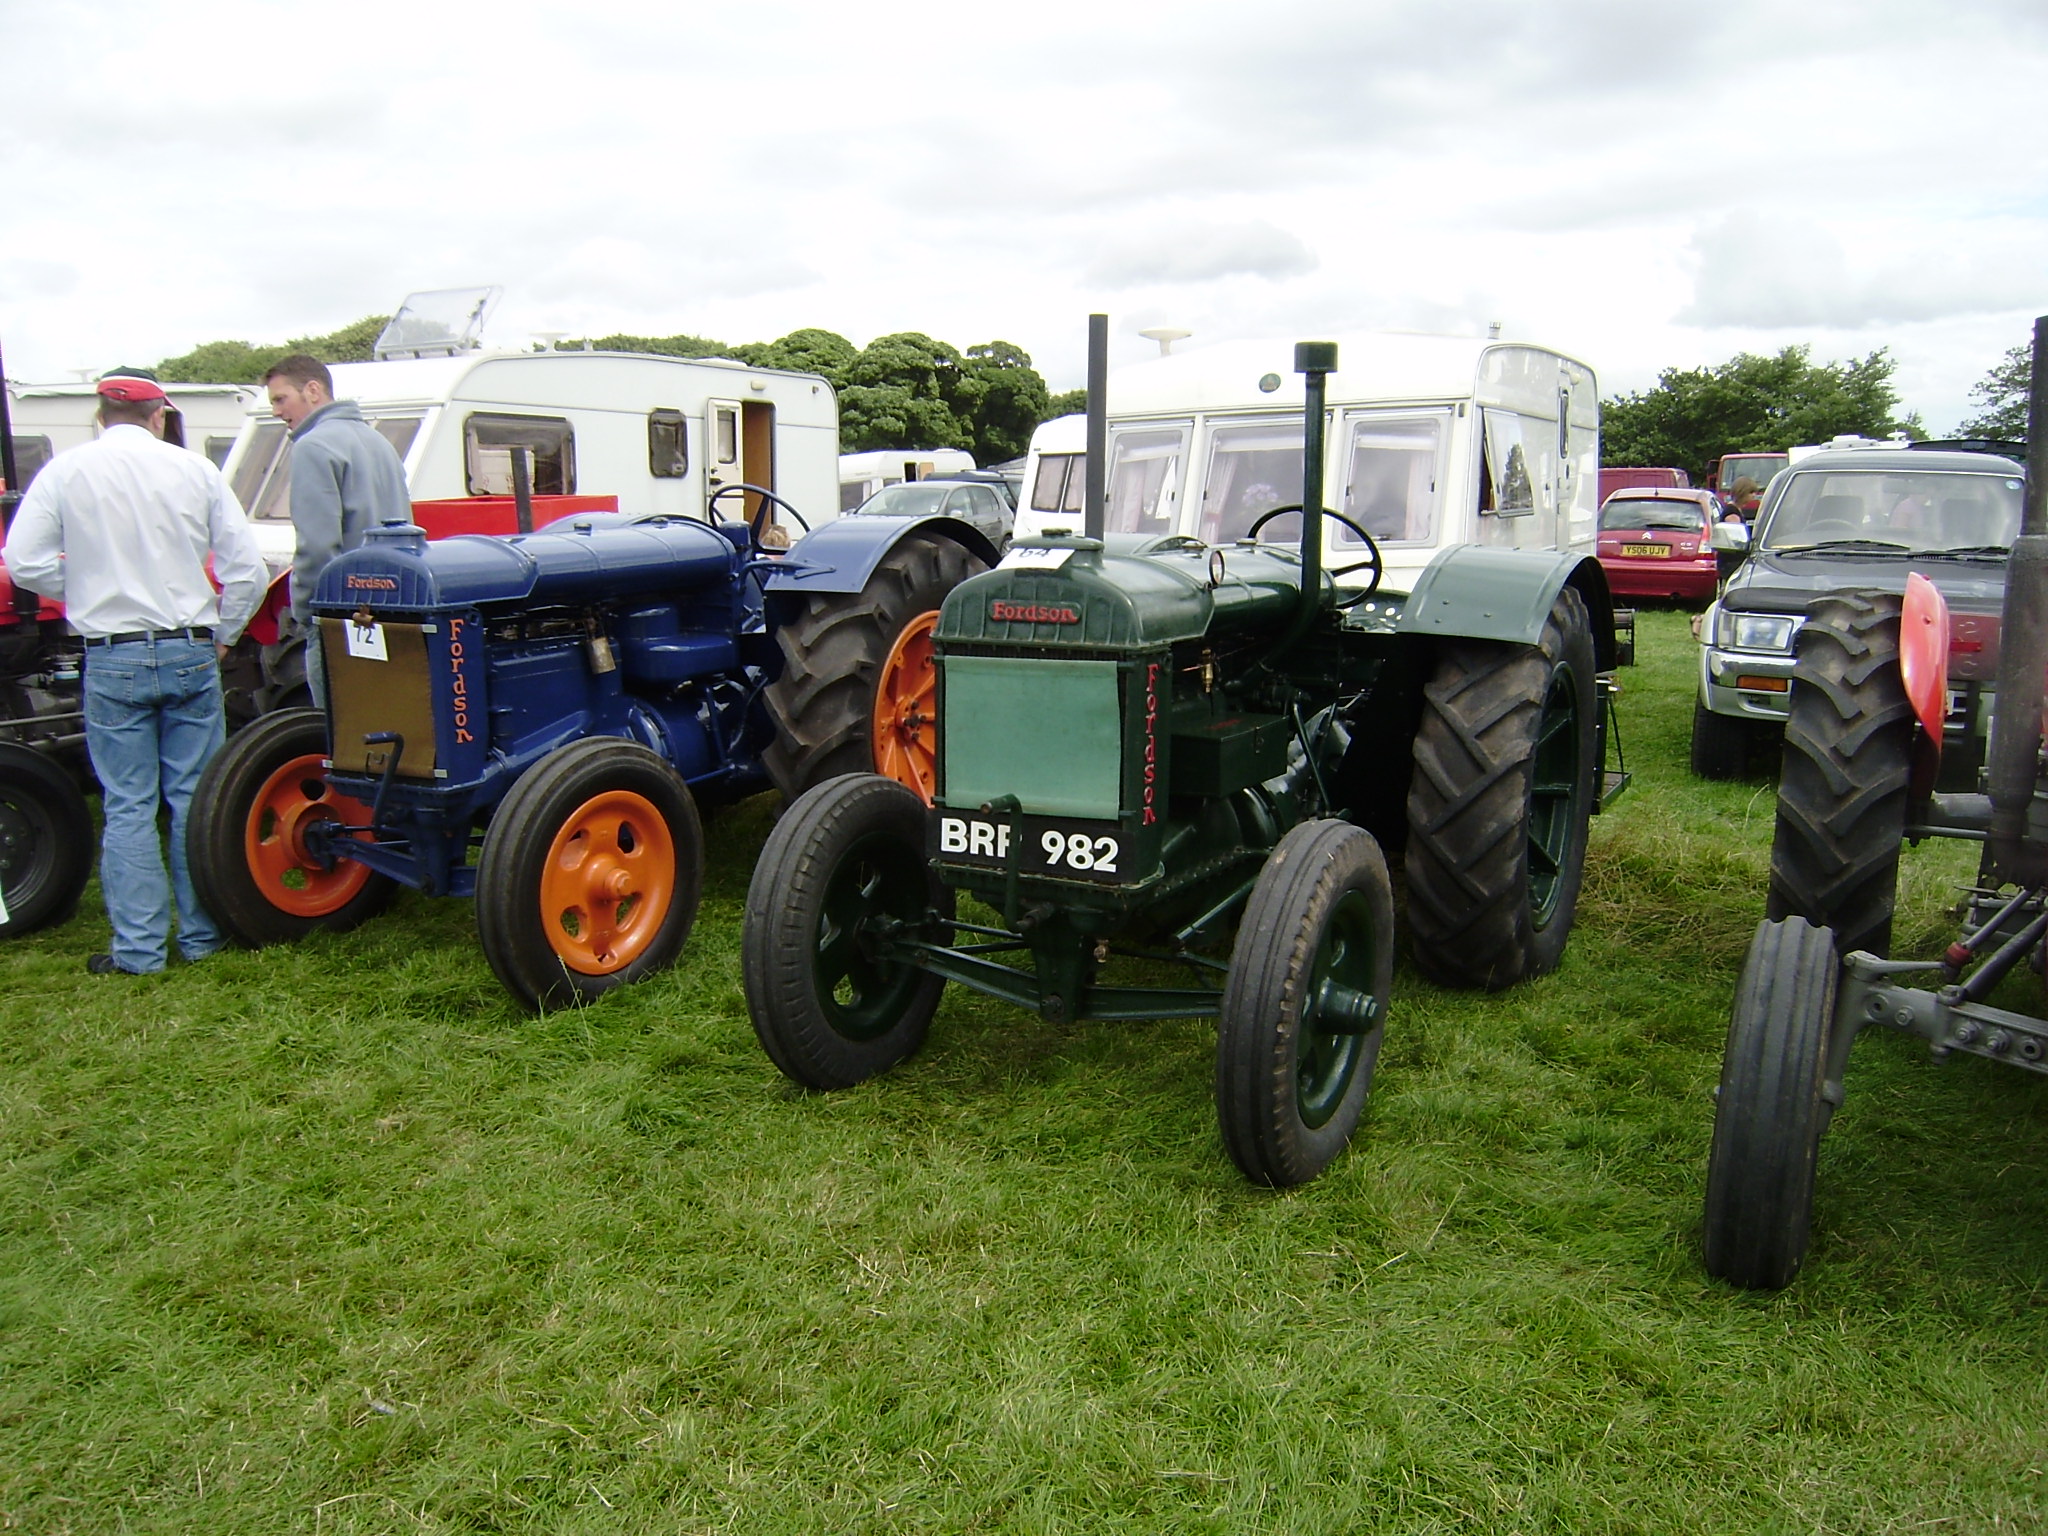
[4,608,2047,1533]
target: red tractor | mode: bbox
[1703,315,2047,1288]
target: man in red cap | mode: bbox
[1,368,269,973]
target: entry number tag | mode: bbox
[345,620,389,661]
[997,546,1074,571]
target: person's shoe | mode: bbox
[86,953,134,975]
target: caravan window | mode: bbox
[648,409,687,479]
[1200,419,1303,544]
[1339,413,1445,545]
[237,413,423,522]
[1106,426,1187,535]
[1480,410,1535,516]
[1029,452,1084,519]
[465,413,574,496]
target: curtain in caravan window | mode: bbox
[1339,413,1445,545]
[1200,420,1303,543]
[1106,425,1188,534]
[1480,409,1535,516]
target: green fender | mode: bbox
[1394,544,1621,670]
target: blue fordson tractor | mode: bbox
[742,341,1631,1185]
[185,490,993,1009]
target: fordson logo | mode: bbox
[991,599,1080,625]
[345,574,399,590]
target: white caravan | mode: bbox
[838,446,977,511]
[1013,332,1600,596]
[5,381,262,487]
[221,349,840,562]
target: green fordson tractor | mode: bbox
[742,341,1629,1185]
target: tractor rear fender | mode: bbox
[1394,545,1621,670]
[764,513,1001,601]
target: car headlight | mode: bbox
[1714,609,1800,653]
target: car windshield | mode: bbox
[1720,455,1784,488]
[1759,469,2024,554]
[857,483,952,516]
[1601,499,1704,533]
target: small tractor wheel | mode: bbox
[1216,819,1393,1187]
[1703,916,1841,1290]
[1767,591,1911,958]
[1405,585,1598,989]
[475,738,703,1012]
[1689,697,1756,780]
[0,743,93,939]
[763,534,986,804]
[188,708,393,946]
[742,773,952,1089]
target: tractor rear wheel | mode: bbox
[763,535,984,804]
[189,708,394,946]
[1406,586,1598,989]
[1767,591,1911,958]
[1703,916,1841,1290]
[743,774,952,1089]
[1217,819,1393,1187]
[476,738,703,1012]
[0,743,93,938]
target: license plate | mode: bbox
[1620,542,1672,558]
[930,809,1130,884]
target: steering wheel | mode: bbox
[708,482,811,555]
[1243,504,1384,600]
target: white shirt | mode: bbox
[3,423,269,644]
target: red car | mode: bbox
[1595,487,1722,602]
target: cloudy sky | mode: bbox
[2,0,2043,432]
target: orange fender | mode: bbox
[1900,571,1951,746]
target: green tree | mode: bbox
[1044,388,1086,419]
[579,332,736,360]
[732,328,859,380]
[1956,342,2031,441]
[1601,346,1909,483]
[155,314,390,383]
[957,341,1050,464]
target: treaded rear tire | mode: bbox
[1216,819,1392,1187]
[1405,586,1598,990]
[1703,916,1840,1290]
[0,742,92,938]
[1766,591,1911,959]
[743,774,952,1089]
[762,535,983,802]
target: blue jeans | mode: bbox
[82,638,226,971]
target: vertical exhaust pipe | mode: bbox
[1273,341,1338,658]
[1985,314,2048,884]
[1083,314,1107,541]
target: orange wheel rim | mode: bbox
[871,609,939,804]
[243,753,377,917]
[536,789,676,976]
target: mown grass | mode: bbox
[4,609,2046,1533]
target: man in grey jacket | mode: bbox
[263,354,410,705]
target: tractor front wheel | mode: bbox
[1217,819,1393,1187]
[188,708,393,946]
[0,743,93,938]
[763,535,985,804]
[1406,586,1598,989]
[743,773,952,1089]
[1768,591,1911,958]
[1703,916,1842,1290]
[475,738,703,1012]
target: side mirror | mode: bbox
[1709,520,1750,553]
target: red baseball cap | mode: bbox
[96,370,166,403]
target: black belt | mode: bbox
[82,627,211,647]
